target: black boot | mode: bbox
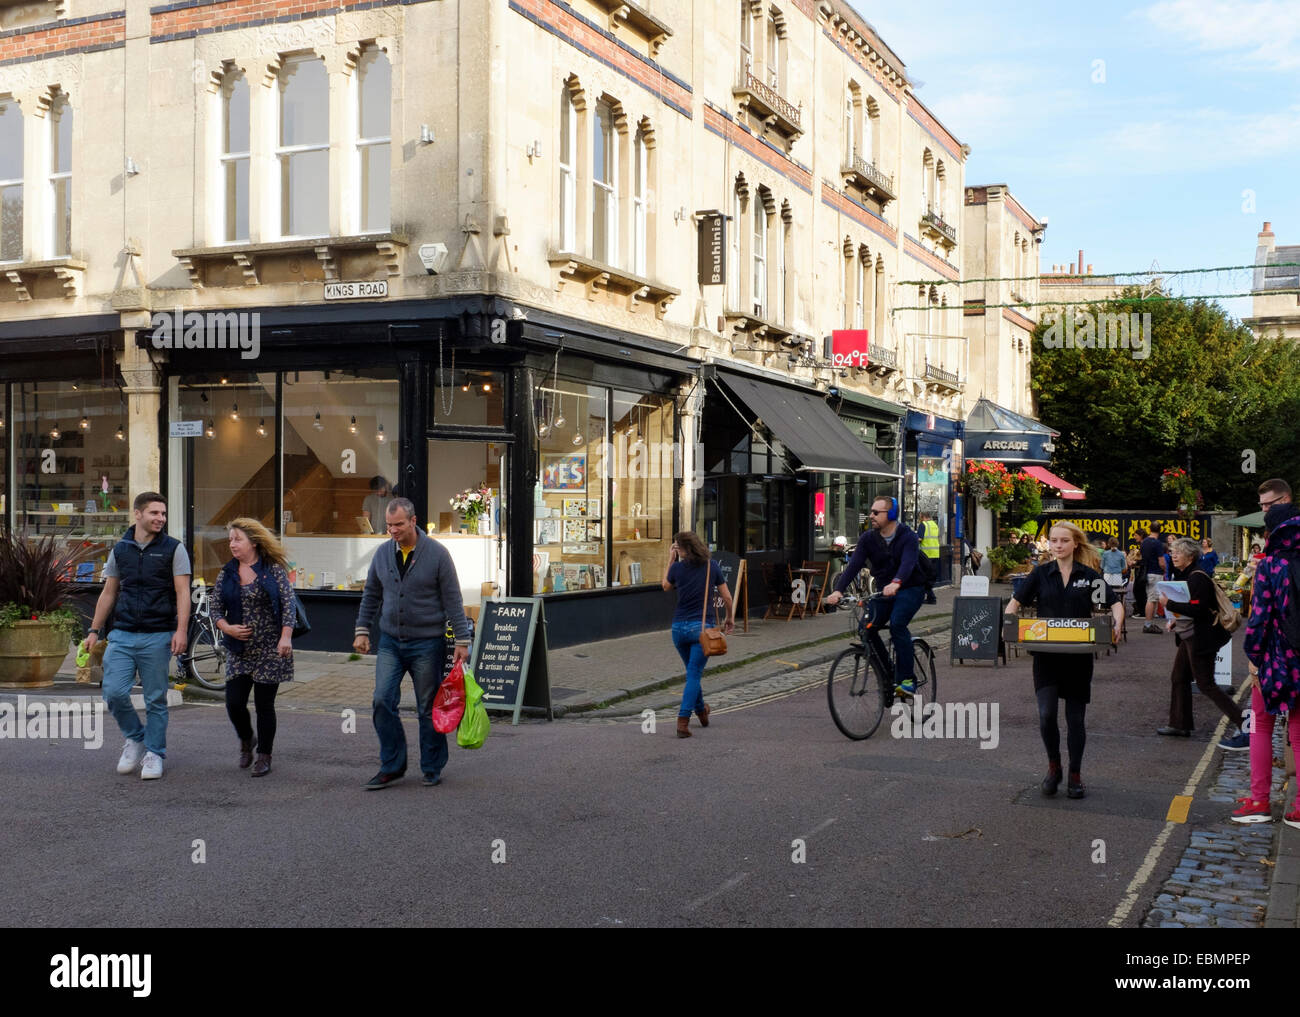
[1041,761,1062,797]
[1067,772,1086,799]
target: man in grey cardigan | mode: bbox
[353,498,472,789]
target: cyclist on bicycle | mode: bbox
[824,495,927,695]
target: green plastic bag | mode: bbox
[457,665,490,749]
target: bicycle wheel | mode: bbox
[827,644,888,740]
[911,637,938,704]
[182,622,229,690]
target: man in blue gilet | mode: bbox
[85,492,192,780]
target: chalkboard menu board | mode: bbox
[710,551,748,631]
[470,597,553,724]
[950,596,1004,666]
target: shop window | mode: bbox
[174,373,279,584]
[427,439,508,609]
[357,47,391,233]
[606,390,673,587]
[430,367,507,428]
[13,379,130,573]
[0,98,22,262]
[278,56,330,239]
[49,93,71,258]
[532,381,607,592]
[220,72,250,244]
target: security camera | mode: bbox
[418,243,449,275]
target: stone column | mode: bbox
[118,324,162,496]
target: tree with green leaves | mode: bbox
[1030,289,1300,512]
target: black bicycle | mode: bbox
[176,586,229,691]
[827,594,938,740]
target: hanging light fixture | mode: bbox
[206,419,215,438]
[349,415,357,434]
[376,422,386,443]
[554,393,566,429]
[257,418,267,438]
[116,424,125,441]
[80,415,90,431]
[220,376,228,385]
[537,419,550,438]
[50,422,61,440]
[571,431,583,446]
[313,411,324,431]
[230,401,239,421]
[483,381,492,393]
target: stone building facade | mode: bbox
[1245,221,1300,341]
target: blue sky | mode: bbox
[853,0,1300,320]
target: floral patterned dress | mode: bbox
[211,563,296,685]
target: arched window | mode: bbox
[863,96,879,164]
[752,196,768,318]
[49,91,72,257]
[0,97,23,261]
[558,82,578,251]
[935,160,946,218]
[920,150,931,213]
[278,56,330,238]
[219,71,249,243]
[854,246,868,329]
[632,126,648,276]
[778,204,791,324]
[357,47,391,233]
[592,99,619,264]
[843,88,854,161]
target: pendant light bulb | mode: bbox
[206,420,215,438]
[377,423,386,443]
[51,423,61,440]
[349,416,357,434]
[116,425,125,441]
[313,411,323,432]
[230,402,239,421]
[571,431,583,446]
[80,416,90,430]
[257,419,266,437]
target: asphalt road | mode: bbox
[2,627,1244,927]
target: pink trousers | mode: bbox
[1250,685,1300,807]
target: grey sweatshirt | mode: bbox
[354,530,472,645]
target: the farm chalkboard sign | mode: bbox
[470,597,553,724]
[711,551,748,631]
[950,596,1004,666]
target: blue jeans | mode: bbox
[101,629,173,757]
[671,621,707,718]
[863,586,925,685]
[373,633,447,777]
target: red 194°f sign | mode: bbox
[830,330,870,368]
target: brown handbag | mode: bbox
[699,563,728,657]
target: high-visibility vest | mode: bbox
[919,519,940,558]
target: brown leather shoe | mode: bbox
[676,716,691,738]
[238,736,257,769]
[696,703,711,727]
[251,753,271,777]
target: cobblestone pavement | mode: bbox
[1141,716,1288,928]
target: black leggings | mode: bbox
[225,675,279,754]
[1037,685,1087,773]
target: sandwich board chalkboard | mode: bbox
[711,551,748,631]
[470,597,554,724]
[951,596,1005,667]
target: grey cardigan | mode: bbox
[354,530,472,645]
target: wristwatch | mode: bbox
[89,628,103,636]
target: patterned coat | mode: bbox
[1243,515,1300,714]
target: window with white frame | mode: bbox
[632,128,647,276]
[935,160,946,219]
[592,99,617,264]
[278,56,330,239]
[778,210,789,324]
[0,98,21,262]
[558,85,577,251]
[729,184,743,309]
[863,98,875,163]
[752,198,767,318]
[49,93,71,258]
[739,1,752,72]
[767,10,780,89]
[854,248,865,329]
[357,47,391,233]
[845,246,856,328]
[920,152,930,213]
[873,259,885,344]
[220,72,250,243]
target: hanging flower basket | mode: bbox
[963,460,1015,514]
[1160,467,1197,519]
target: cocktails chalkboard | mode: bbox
[950,596,1004,666]
[470,597,553,724]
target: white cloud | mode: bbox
[1137,0,1300,71]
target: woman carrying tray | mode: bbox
[1005,521,1125,800]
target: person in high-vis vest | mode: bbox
[918,513,941,603]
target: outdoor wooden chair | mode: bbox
[801,560,832,614]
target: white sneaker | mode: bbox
[116,739,146,775]
[140,751,164,780]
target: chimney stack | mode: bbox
[1078,250,1084,274]
[1260,221,1274,237]
[1087,264,1093,274]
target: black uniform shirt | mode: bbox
[1014,559,1114,618]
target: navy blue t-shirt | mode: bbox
[1140,535,1164,573]
[668,559,724,625]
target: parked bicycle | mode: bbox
[827,594,938,740]
[176,585,229,691]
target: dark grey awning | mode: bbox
[718,371,896,477]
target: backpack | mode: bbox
[915,549,938,587]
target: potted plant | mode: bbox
[1160,467,1197,518]
[449,486,491,533]
[0,534,98,688]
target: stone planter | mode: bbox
[0,620,72,689]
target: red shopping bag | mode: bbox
[431,660,467,733]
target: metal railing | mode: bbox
[847,151,895,196]
[921,209,957,244]
[904,333,967,391]
[736,67,801,131]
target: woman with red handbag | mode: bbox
[662,531,734,739]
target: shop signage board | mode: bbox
[829,329,869,368]
[470,597,553,724]
[697,212,725,286]
[950,596,1003,666]
[324,280,389,300]
[1038,512,1212,547]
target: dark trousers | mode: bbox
[1131,567,1147,615]
[1169,640,1243,731]
[225,675,280,754]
